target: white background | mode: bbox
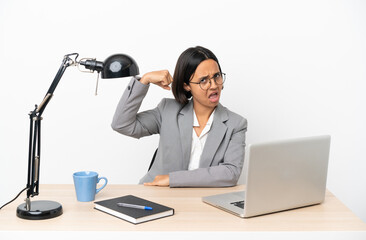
[0,0,365,223]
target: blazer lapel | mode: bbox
[178,101,194,170]
[199,104,228,168]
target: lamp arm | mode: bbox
[36,53,79,116]
[25,53,79,203]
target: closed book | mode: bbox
[94,195,174,224]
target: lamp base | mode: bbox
[16,200,63,220]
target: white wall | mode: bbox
[0,0,365,222]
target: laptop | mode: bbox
[202,135,331,218]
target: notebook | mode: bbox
[94,195,174,224]
[202,135,331,218]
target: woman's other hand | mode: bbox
[144,175,170,187]
[140,70,173,90]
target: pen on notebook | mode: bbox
[117,202,153,210]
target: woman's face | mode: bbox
[184,59,222,111]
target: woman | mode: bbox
[111,46,247,187]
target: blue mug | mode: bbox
[73,171,108,202]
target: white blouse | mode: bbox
[188,109,215,170]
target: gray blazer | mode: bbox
[111,77,247,187]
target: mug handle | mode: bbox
[96,177,108,194]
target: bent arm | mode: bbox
[169,118,247,187]
[111,77,162,139]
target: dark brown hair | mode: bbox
[172,46,222,104]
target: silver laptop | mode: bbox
[202,135,331,218]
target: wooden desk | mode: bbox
[0,184,365,232]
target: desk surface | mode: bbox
[1,184,365,231]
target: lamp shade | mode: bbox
[101,54,139,79]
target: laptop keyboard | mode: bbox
[231,200,245,209]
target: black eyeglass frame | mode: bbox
[189,72,226,90]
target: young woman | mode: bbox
[111,46,247,187]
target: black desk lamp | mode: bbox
[16,53,139,220]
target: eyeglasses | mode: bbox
[189,72,226,90]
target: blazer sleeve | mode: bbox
[111,77,163,139]
[169,117,247,187]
